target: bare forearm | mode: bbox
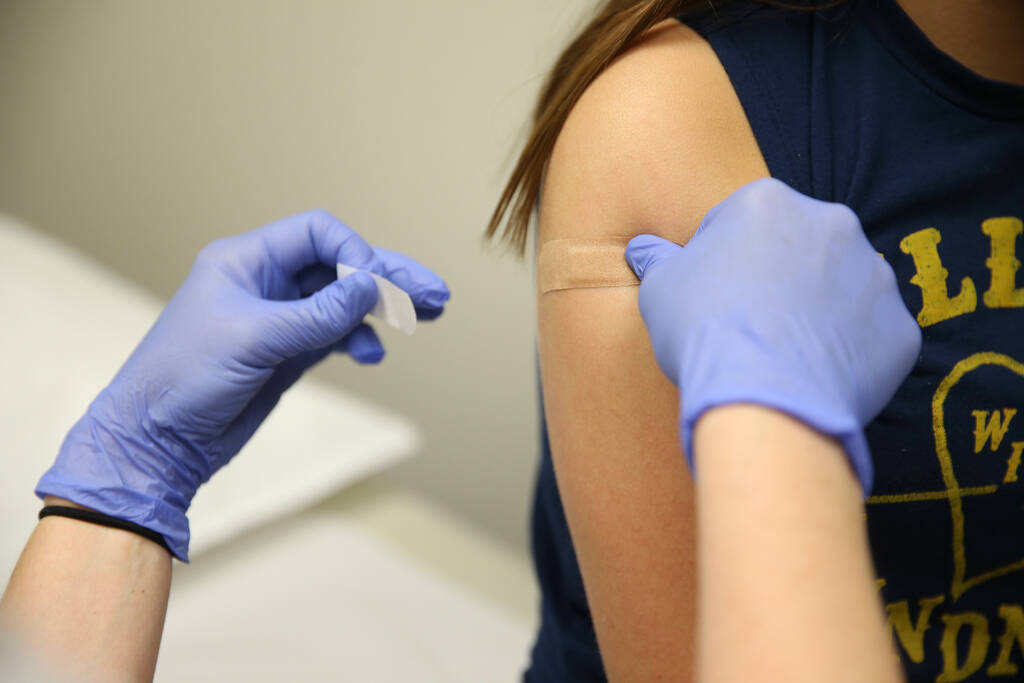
[694,405,902,683]
[0,497,171,683]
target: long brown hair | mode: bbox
[485,0,695,254]
[486,0,828,254]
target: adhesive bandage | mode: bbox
[537,236,641,294]
[336,264,417,335]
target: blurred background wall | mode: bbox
[0,0,593,552]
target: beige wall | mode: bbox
[0,0,592,549]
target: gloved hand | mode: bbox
[36,210,450,560]
[625,178,920,493]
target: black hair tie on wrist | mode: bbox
[39,506,171,555]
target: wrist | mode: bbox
[696,403,842,446]
[690,402,871,494]
[36,392,197,561]
[679,346,872,491]
[42,496,90,511]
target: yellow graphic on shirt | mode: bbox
[981,218,1024,310]
[886,595,946,663]
[883,598,1024,680]
[939,612,992,681]
[932,353,1024,602]
[987,606,1024,677]
[972,409,1017,454]
[870,353,1024,681]
[900,228,978,326]
[899,218,1024,327]
[868,217,1024,679]
[1003,443,1024,485]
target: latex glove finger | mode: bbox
[338,323,385,364]
[292,251,448,319]
[370,246,451,318]
[252,211,451,317]
[625,235,685,279]
[237,210,449,318]
[260,271,379,359]
[252,209,379,274]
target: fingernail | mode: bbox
[356,346,385,364]
[424,287,451,308]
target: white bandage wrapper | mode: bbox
[336,264,417,335]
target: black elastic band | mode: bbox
[39,506,171,554]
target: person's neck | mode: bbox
[897,0,1024,86]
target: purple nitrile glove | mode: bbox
[37,210,450,560]
[625,178,920,493]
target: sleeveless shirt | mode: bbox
[524,1,1024,681]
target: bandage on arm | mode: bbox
[537,237,640,294]
[532,19,771,683]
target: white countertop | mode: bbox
[159,480,538,682]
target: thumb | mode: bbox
[265,271,379,358]
[625,234,684,280]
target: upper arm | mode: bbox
[536,20,769,681]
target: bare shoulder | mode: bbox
[539,19,768,244]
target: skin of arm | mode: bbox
[536,20,768,681]
[0,497,171,683]
[694,405,903,683]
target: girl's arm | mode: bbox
[537,20,768,681]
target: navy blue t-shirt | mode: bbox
[525,1,1024,681]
